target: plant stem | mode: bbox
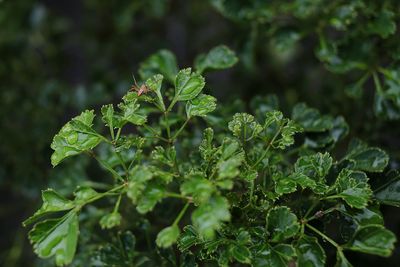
[165,192,191,201]
[172,118,190,140]
[167,97,177,113]
[127,154,139,172]
[87,151,125,182]
[164,112,172,140]
[115,128,122,141]
[81,181,113,190]
[173,202,190,226]
[83,184,126,207]
[323,195,341,201]
[306,223,341,249]
[109,125,115,140]
[143,124,169,142]
[304,200,319,219]
[372,71,383,94]
[114,150,129,175]
[306,205,339,222]
[252,125,283,168]
[249,180,255,204]
[113,194,122,213]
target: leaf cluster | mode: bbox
[23,46,400,267]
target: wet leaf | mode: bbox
[51,110,103,166]
[228,113,262,141]
[186,94,217,118]
[344,139,388,172]
[267,206,300,242]
[156,225,180,248]
[253,244,296,267]
[195,45,238,74]
[28,211,79,266]
[331,169,372,209]
[374,170,400,207]
[192,196,230,239]
[174,68,205,101]
[23,189,74,226]
[346,225,396,257]
[100,212,122,229]
[139,49,178,83]
[296,235,326,267]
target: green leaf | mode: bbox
[218,249,230,267]
[273,172,297,195]
[289,172,317,190]
[261,110,302,149]
[263,110,283,129]
[295,152,332,178]
[270,29,301,54]
[296,235,326,267]
[174,68,205,101]
[51,110,103,166]
[292,103,334,132]
[114,135,145,152]
[156,225,180,248]
[152,168,174,184]
[180,173,214,204]
[250,95,280,121]
[331,169,372,209]
[294,152,332,193]
[139,49,178,83]
[344,139,389,172]
[94,231,146,266]
[253,244,296,267]
[217,138,245,184]
[28,211,79,266]
[277,119,302,149]
[315,39,362,73]
[23,189,75,226]
[186,94,217,118]
[374,91,400,120]
[73,186,99,204]
[127,166,154,204]
[267,206,300,242]
[199,127,216,161]
[236,229,251,245]
[366,9,396,38]
[118,93,147,126]
[136,182,165,214]
[229,244,251,264]
[374,71,400,120]
[374,170,400,207]
[192,196,230,239]
[346,225,396,257]
[145,74,166,111]
[177,225,199,251]
[331,116,349,143]
[100,212,122,229]
[194,45,238,74]
[241,168,258,181]
[101,104,115,128]
[228,113,262,141]
[151,146,176,167]
[338,204,383,226]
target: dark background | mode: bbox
[1,0,399,266]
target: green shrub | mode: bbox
[24,47,399,266]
